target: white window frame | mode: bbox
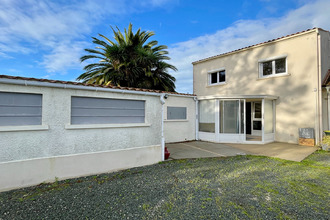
[208,68,226,85]
[258,55,288,78]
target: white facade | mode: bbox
[0,78,195,192]
[164,95,197,143]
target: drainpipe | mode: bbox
[194,97,199,140]
[316,29,323,145]
[327,87,330,130]
[160,94,166,161]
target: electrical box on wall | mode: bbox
[298,128,315,146]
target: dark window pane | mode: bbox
[275,58,286,74]
[254,102,261,119]
[219,70,226,82]
[253,121,262,130]
[211,72,217,84]
[262,61,272,76]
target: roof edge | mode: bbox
[192,27,326,65]
[0,75,196,97]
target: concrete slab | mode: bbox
[167,141,250,159]
[226,142,318,162]
[166,141,318,162]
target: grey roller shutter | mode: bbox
[71,96,145,124]
[0,92,42,126]
[167,107,187,120]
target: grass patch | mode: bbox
[0,151,329,219]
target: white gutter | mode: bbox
[0,78,195,98]
[194,97,199,140]
[160,94,166,161]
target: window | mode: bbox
[259,57,287,77]
[254,102,261,119]
[0,92,42,126]
[71,96,145,125]
[209,69,226,85]
[219,100,240,134]
[167,107,187,120]
[199,100,215,132]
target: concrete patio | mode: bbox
[166,141,318,162]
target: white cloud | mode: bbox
[40,41,89,74]
[0,0,174,73]
[169,0,330,93]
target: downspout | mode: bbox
[327,87,330,130]
[316,29,323,145]
[194,97,199,140]
[160,94,166,161]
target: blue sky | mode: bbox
[0,0,330,93]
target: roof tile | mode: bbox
[0,74,195,96]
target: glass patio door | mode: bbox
[218,99,245,143]
[263,99,275,142]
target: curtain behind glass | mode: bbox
[199,100,215,133]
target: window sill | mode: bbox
[0,125,49,132]
[207,82,227,87]
[164,119,188,122]
[65,123,151,130]
[258,73,290,80]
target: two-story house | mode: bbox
[193,28,330,145]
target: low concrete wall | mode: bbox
[0,145,161,192]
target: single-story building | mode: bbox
[0,75,196,192]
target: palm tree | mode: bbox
[77,23,177,91]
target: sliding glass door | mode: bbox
[198,98,275,144]
[218,99,245,143]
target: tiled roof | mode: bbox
[0,75,195,96]
[322,69,330,86]
[192,27,327,64]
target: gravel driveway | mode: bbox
[0,151,329,219]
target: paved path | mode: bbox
[167,141,318,162]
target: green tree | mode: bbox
[77,23,177,91]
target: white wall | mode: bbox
[164,95,196,143]
[193,31,320,144]
[0,82,163,191]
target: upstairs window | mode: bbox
[209,69,226,85]
[259,56,287,78]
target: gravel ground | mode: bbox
[0,151,329,219]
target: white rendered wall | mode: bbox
[164,95,196,143]
[0,83,163,191]
[193,31,320,144]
